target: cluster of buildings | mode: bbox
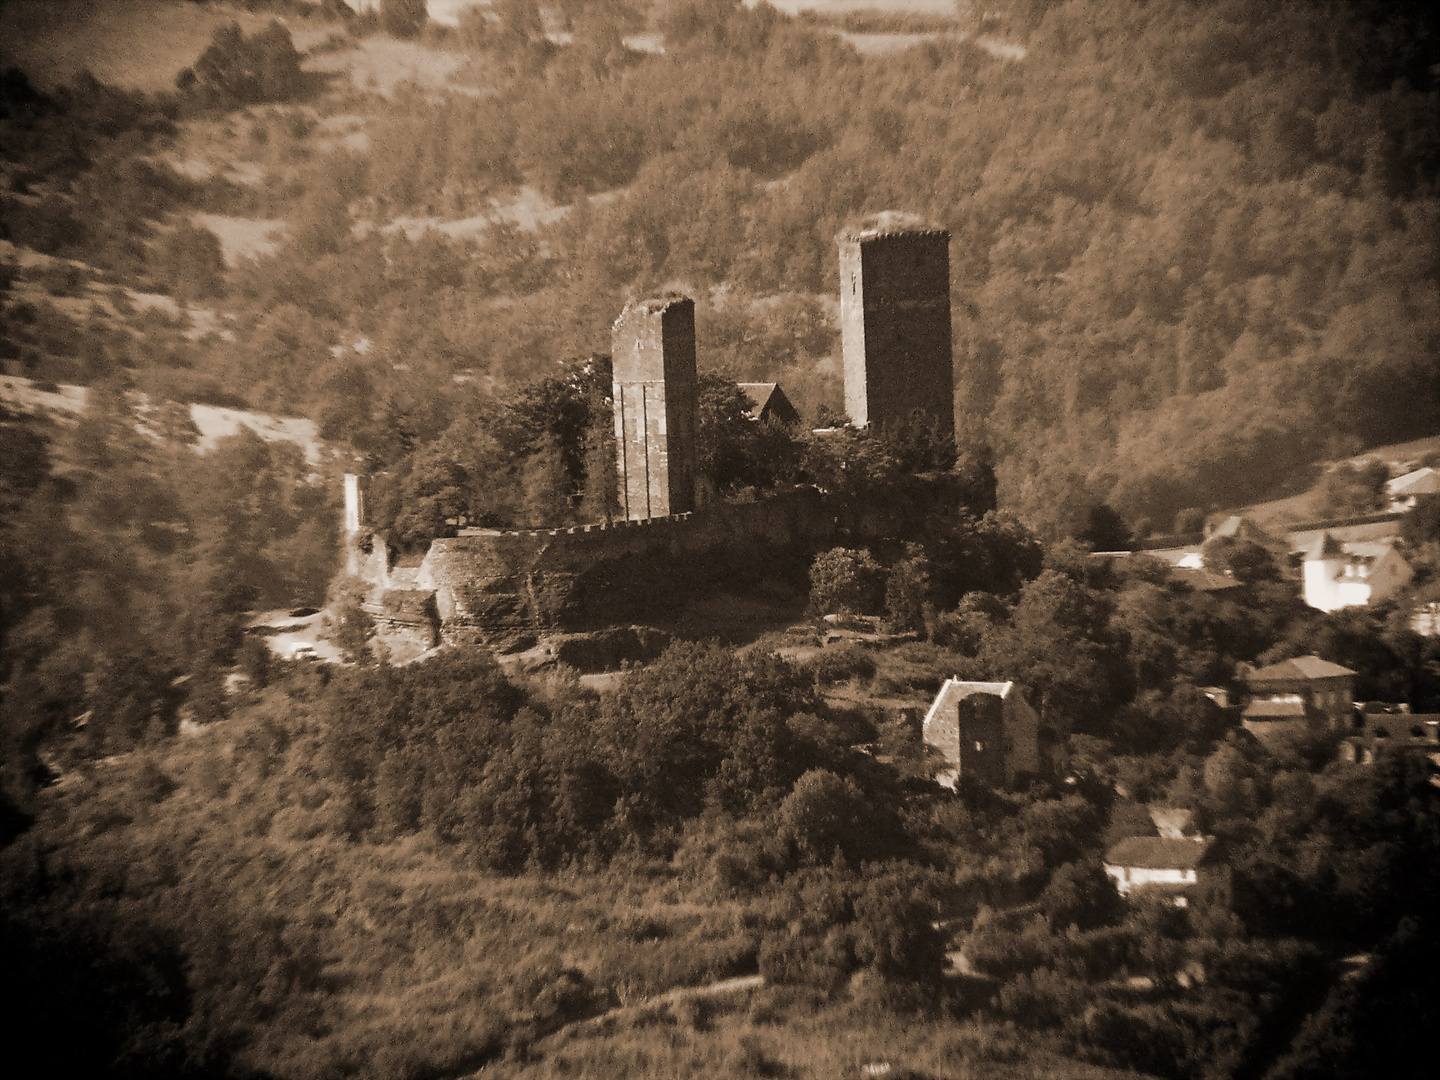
[920,653,1440,908]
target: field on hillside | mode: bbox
[1226,434,1440,530]
[0,0,338,92]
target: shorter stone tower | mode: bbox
[611,296,698,520]
[838,213,954,439]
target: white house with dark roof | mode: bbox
[1102,836,1227,906]
[923,679,1039,789]
[1302,533,1412,612]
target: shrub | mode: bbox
[177,21,305,107]
[808,547,885,616]
[806,643,876,685]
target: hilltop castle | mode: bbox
[350,214,955,660]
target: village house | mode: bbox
[1102,836,1229,907]
[923,679,1039,789]
[1301,533,1412,612]
[1241,655,1357,742]
[1339,708,1440,778]
[1385,466,1440,512]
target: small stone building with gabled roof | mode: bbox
[923,679,1039,789]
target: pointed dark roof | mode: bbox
[1305,532,1346,560]
[736,382,800,425]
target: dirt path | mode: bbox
[557,974,766,1039]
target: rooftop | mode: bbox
[1104,836,1214,870]
[1387,467,1440,497]
[1247,655,1357,683]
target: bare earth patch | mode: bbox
[383,184,570,241]
[192,213,289,267]
[303,36,484,98]
[190,404,323,466]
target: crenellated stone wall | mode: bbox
[395,487,832,649]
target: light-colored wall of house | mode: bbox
[1243,717,1310,742]
[1104,865,1197,897]
[1304,558,1371,611]
[1304,551,1412,612]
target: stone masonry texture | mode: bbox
[838,216,954,440]
[612,296,698,520]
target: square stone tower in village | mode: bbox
[838,213,955,440]
[612,296,698,520]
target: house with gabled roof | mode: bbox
[1301,532,1412,612]
[1386,467,1440,512]
[923,679,1039,789]
[1241,655,1357,741]
[1102,836,1228,907]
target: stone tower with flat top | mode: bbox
[838,213,954,440]
[612,295,697,520]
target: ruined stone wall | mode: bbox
[839,223,954,440]
[612,297,698,520]
[418,488,830,646]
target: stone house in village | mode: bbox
[1240,655,1357,743]
[923,679,1039,789]
[1339,708,1440,779]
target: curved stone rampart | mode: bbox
[416,488,829,643]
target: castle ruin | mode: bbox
[612,296,698,520]
[838,213,954,440]
[350,213,957,661]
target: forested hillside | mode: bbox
[3,6,1440,1077]
[3,0,1437,540]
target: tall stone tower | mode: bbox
[611,296,698,520]
[838,213,954,440]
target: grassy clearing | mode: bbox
[1226,433,1440,530]
[303,34,484,97]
